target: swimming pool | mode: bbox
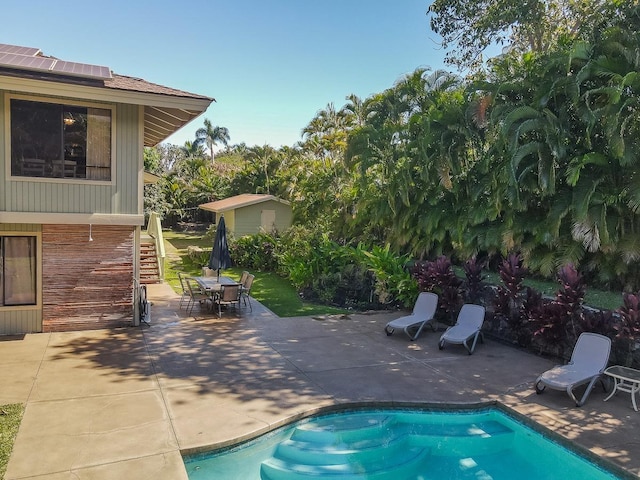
[183,407,623,479]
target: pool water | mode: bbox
[183,407,622,479]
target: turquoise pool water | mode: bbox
[183,407,622,479]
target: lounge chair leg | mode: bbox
[465,333,480,354]
[574,376,600,407]
[408,324,425,341]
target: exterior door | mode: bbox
[261,209,276,232]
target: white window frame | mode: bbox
[5,93,116,185]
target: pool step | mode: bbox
[411,420,515,456]
[261,445,429,480]
[260,415,515,480]
[290,413,394,445]
[275,432,411,465]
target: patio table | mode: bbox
[193,276,238,297]
[603,365,640,411]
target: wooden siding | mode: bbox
[1,93,142,216]
[232,200,293,237]
[41,224,134,332]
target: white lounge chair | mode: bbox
[438,304,486,354]
[534,332,611,407]
[385,292,438,341]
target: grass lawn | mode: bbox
[0,403,23,478]
[479,271,623,311]
[162,230,347,317]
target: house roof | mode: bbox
[106,74,214,146]
[199,194,291,214]
[0,43,214,146]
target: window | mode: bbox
[10,98,112,181]
[0,236,37,306]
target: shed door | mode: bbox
[261,209,276,232]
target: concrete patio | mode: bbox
[1,283,638,479]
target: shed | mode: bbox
[199,194,292,237]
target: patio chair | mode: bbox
[185,277,211,315]
[239,270,250,286]
[214,283,242,317]
[534,332,611,407]
[438,304,486,354]
[241,273,255,311]
[384,292,438,341]
[177,272,190,309]
[202,267,215,277]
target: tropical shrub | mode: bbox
[493,253,529,342]
[463,256,486,303]
[186,246,210,268]
[531,264,587,358]
[413,256,462,324]
[230,232,279,271]
[615,292,640,367]
[360,244,418,308]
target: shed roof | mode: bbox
[0,43,214,146]
[199,194,291,213]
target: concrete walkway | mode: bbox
[1,283,638,479]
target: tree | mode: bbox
[428,0,611,70]
[194,118,230,163]
[246,144,277,195]
[180,140,206,159]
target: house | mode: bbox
[0,43,213,334]
[199,194,292,237]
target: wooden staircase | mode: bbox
[140,241,161,284]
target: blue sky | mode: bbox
[3,0,446,148]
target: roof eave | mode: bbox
[0,73,214,146]
[199,195,291,213]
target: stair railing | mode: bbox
[146,212,165,280]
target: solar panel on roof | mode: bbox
[0,45,112,81]
[0,44,41,56]
[0,52,55,71]
[51,60,112,80]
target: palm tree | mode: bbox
[180,140,206,159]
[246,145,277,194]
[194,119,230,163]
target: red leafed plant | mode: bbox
[463,256,486,303]
[614,292,640,367]
[412,256,462,324]
[617,292,640,339]
[531,263,587,358]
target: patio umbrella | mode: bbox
[208,215,232,279]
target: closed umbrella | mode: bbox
[208,215,232,279]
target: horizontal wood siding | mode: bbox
[41,224,134,331]
[233,201,293,237]
[1,95,141,216]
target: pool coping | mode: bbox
[181,400,635,480]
